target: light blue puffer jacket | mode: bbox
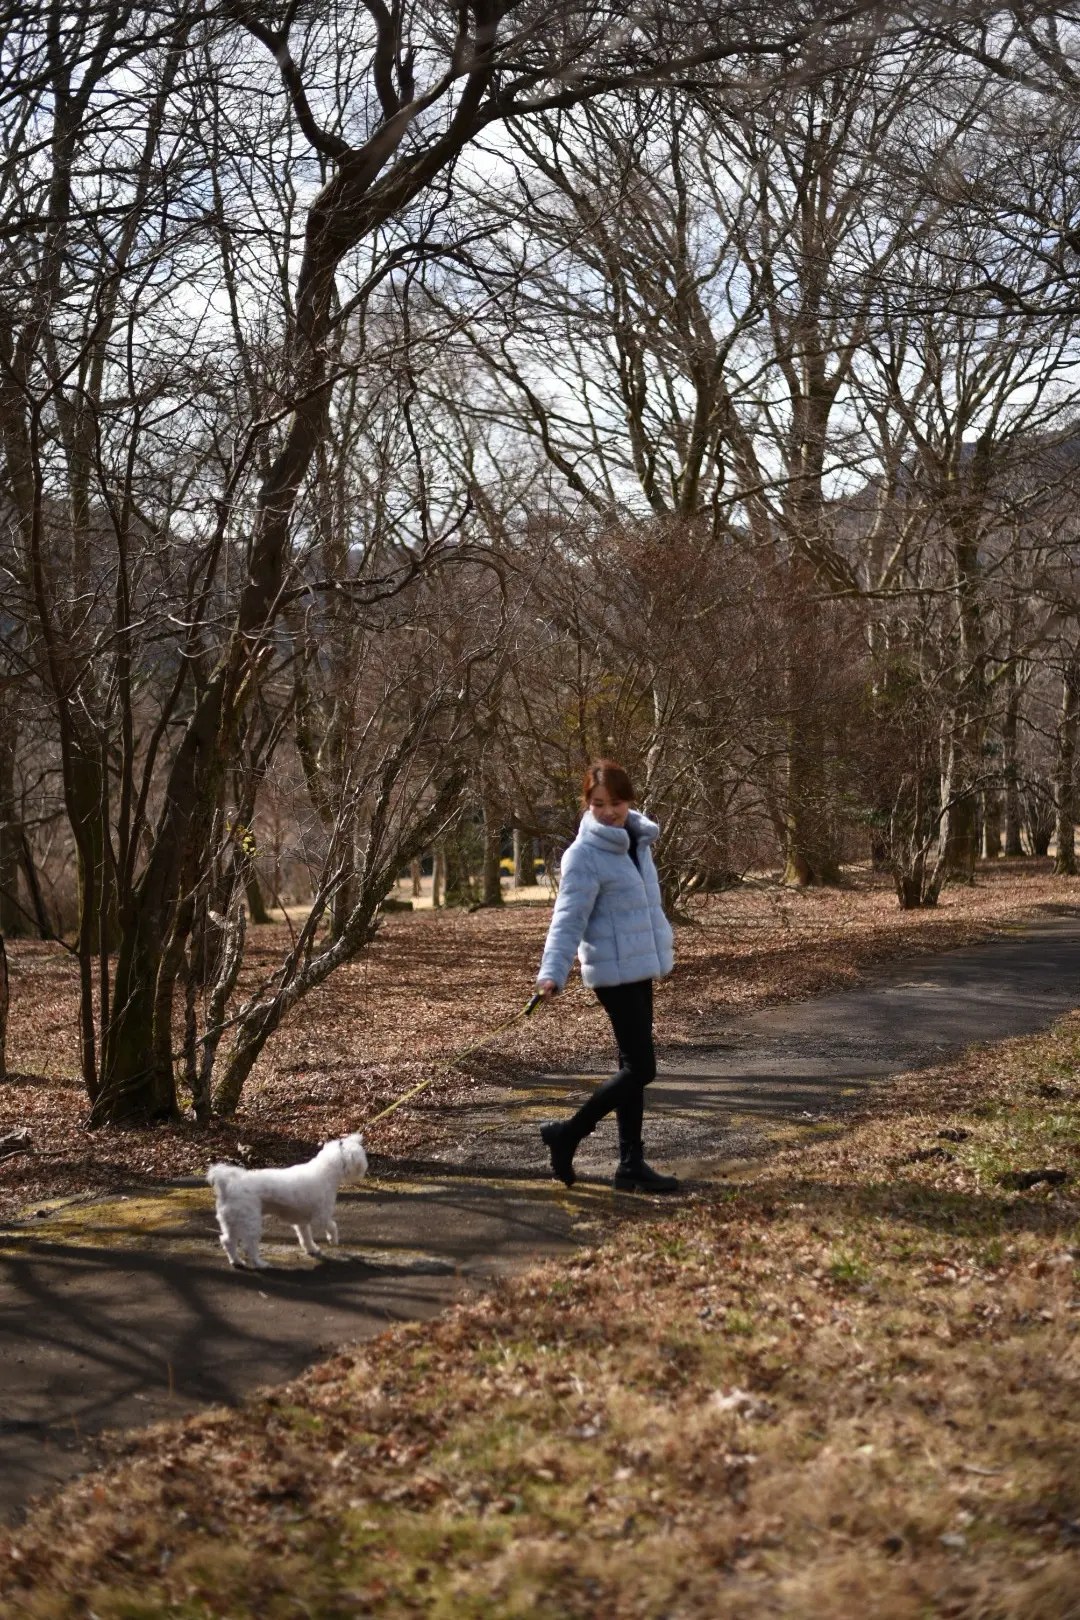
[537,810,675,991]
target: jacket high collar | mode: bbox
[579,809,659,852]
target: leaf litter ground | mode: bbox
[1,858,1076,1219]
[3,995,1080,1616]
[2,860,1080,1616]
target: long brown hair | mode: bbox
[581,759,635,808]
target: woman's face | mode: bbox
[588,785,631,827]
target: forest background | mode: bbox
[5,2,1080,1129]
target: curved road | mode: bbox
[3,909,1080,1521]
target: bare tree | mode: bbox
[5,0,878,1120]
[453,34,993,884]
[91,0,891,1119]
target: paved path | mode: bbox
[438,909,1080,1178]
[3,907,1080,1522]
[0,1176,607,1522]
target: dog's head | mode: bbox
[335,1132,369,1180]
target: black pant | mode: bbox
[569,979,656,1160]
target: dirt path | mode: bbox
[3,908,1080,1523]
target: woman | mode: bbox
[536,760,678,1193]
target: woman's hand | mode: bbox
[537,979,559,1001]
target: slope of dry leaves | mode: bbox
[2,1001,1079,1618]
[1,859,1077,1220]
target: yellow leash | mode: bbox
[364,992,546,1129]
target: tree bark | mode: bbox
[330,854,356,943]
[1029,795,1054,858]
[482,794,503,906]
[0,707,26,937]
[18,834,53,939]
[194,898,246,1123]
[1054,659,1079,877]
[0,932,7,1080]
[895,865,932,909]
[443,822,478,908]
[513,827,532,888]
[942,519,988,883]
[780,559,841,887]
[1002,675,1023,857]
[942,791,979,883]
[245,871,271,925]
[982,787,1002,858]
[783,716,841,886]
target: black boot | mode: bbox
[614,1148,679,1194]
[540,1120,581,1187]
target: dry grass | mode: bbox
[3,1005,1080,1618]
[1,859,1077,1220]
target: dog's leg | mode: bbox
[295,1224,322,1257]
[325,1218,339,1245]
[219,1230,242,1268]
[242,1210,269,1270]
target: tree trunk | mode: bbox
[513,827,532,888]
[921,728,958,908]
[940,704,983,885]
[0,711,26,938]
[1029,797,1054,858]
[149,894,193,1123]
[941,519,989,885]
[895,864,934,910]
[94,456,290,1122]
[245,871,271,925]
[482,795,503,906]
[0,932,7,1080]
[889,757,942,910]
[71,741,106,1104]
[982,786,1002,858]
[443,820,479,907]
[410,859,423,899]
[431,843,446,908]
[783,717,840,887]
[194,898,246,1123]
[1054,659,1079,877]
[1002,679,1023,857]
[18,834,53,939]
[943,791,979,883]
[330,858,355,942]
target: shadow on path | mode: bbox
[0,1175,603,1522]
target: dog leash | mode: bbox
[363,991,546,1129]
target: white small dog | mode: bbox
[208,1133,368,1269]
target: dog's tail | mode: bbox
[207,1162,244,1192]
